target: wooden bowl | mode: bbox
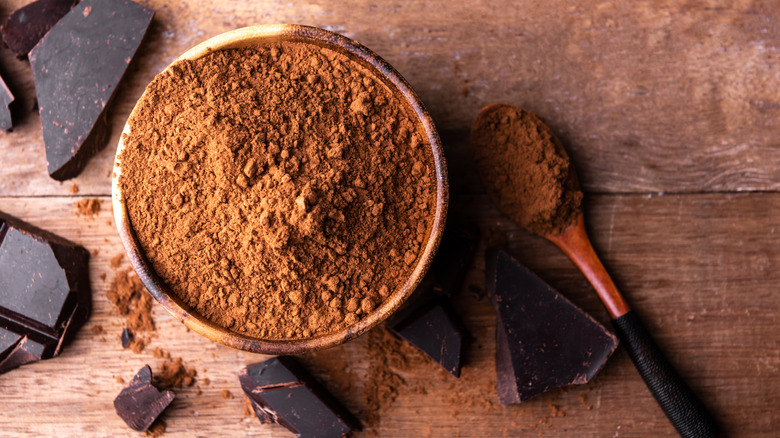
[112,25,448,355]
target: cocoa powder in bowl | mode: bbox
[117,39,437,340]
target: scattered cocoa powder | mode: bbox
[69,183,79,194]
[221,389,233,400]
[91,325,103,335]
[145,421,165,437]
[110,253,124,268]
[157,356,197,388]
[74,198,101,218]
[107,268,155,351]
[129,338,147,353]
[470,104,582,235]
[242,396,254,419]
[362,328,410,427]
[118,41,436,339]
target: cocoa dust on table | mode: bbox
[74,198,101,218]
[470,104,582,236]
[151,347,197,389]
[118,41,436,339]
[145,421,166,438]
[107,268,155,352]
[158,357,197,388]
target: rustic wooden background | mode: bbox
[2,0,779,436]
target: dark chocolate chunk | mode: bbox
[388,296,466,377]
[121,328,134,349]
[1,0,77,58]
[386,222,477,377]
[239,356,360,438]
[0,211,91,374]
[114,365,175,432]
[0,74,14,131]
[0,327,23,357]
[28,0,154,181]
[485,249,618,404]
[428,222,478,297]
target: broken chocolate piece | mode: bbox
[388,296,466,377]
[114,365,175,432]
[387,222,477,377]
[486,249,618,404]
[0,211,91,374]
[28,0,154,181]
[0,74,13,131]
[1,0,77,58]
[428,222,479,296]
[121,328,134,349]
[239,356,360,438]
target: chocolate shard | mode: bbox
[387,222,477,377]
[114,365,175,432]
[120,328,134,349]
[246,395,275,424]
[28,0,154,181]
[239,356,360,438]
[0,0,77,58]
[428,222,479,297]
[0,211,91,374]
[388,296,466,377]
[485,249,619,404]
[0,73,14,131]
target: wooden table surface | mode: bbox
[2,0,779,436]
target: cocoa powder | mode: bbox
[118,42,435,339]
[107,268,155,352]
[158,357,197,388]
[470,104,582,235]
[74,198,101,218]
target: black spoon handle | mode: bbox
[612,311,719,438]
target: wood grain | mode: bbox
[1,0,779,436]
[2,0,780,194]
[0,193,778,437]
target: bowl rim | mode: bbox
[111,24,448,355]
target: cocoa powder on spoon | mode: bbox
[470,104,582,235]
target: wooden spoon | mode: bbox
[472,104,719,438]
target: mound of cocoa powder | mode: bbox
[470,104,582,236]
[118,41,436,339]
